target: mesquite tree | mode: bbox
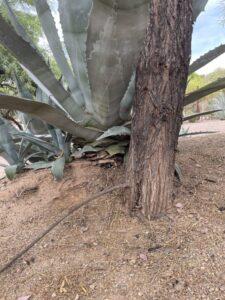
[128,0,193,219]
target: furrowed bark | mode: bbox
[128,0,193,219]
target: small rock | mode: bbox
[139,253,148,261]
[200,228,209,234]
[90,284,96,290]
[17,296,31,300]
[129,259,136,265]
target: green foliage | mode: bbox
[187,73,206,93]
[0,44,34,94]
[0,1,41,43]
[185,68,225,116]
[0,0,42,101]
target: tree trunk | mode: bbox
[128,0,193,219]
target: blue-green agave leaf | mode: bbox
[97,126,131,141]
[25,161,53,170]
[59,0,93,113]
[35,0,85,107]
[183,109,222,122]
[0,118,19,164]
[13,131,59,154]
[5,163,23,180]
[51,156,66,181]
[0,94,100,141]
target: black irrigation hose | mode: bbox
[0,183,128,275]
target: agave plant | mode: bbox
[0,0,224,178]
[210,92,225,120]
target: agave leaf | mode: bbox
[189,44,225,74]
[53,129,71,162]
[35,0,85,107]
[87,0,149,126]
[14,75,48,135]
[0,94,100,141]
[123,150,129,165]
[97,126,131,140]
[105,144,126,157]
[14,73,33,100]
[46,128,67,161]
[59,0,93,113]
[36,86,50,104]
[0,15,88,123]
[5,164,23,180]
[24,151,46,163]
[175,163,182,182]
[86,0,207,127]
[2,0,33,43]
[81,145,103,153]
[179,131,217,137]
[51,156,65,181]
[119,72,136,121]
[47,125,59,147]
[193,0,208,22]
[0,117,19,164]
[5,165,18,180]
[89,138,116,148]
[25,161,52,170]
[183,109,222,122]
[13,131,59,154]
[185,77,225,106]
[19,140,32,160]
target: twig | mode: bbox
[0,183,129,275]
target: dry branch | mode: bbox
[0,183,128,275]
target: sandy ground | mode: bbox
[1,133,225,299]
[182,119,225,135]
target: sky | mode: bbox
[192,0,225,74]
[22,0,225,76]
[49,0,225,76]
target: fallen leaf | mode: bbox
[80,284,88,295]
[59,276,70,294]
[59,280,67,294]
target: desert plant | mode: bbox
[0,0,224,178]
[211,92,225,120]
[0,114,72,179]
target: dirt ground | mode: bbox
[1,133,225,299]
[182,119,225,135]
